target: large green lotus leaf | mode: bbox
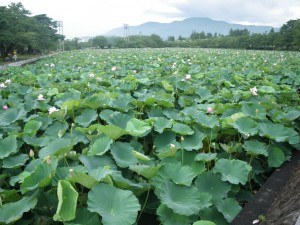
[82,95,113,109]
[61,100,80,113]
[222,112,246,128]
[156,93,174,107]
[79,155,117,171]
[243,140,268,156]
[113,94,133,112]
[241,103,266,120]
[0,108,27,126]
[172,123,194,135]
[65,129,89,145]
[153,117,172,133]
[288,128,300,145]
[23,120,43,136]
[64,207,101,225]
[0,135,18,159]
[195,171,231,201]
[67,171,98,189]
[157,204,191,225]
[98,125,128,140]
[2,154,29,169]
[151,163,196,187]
[110,171,145,190]
[129,164,161,179]
[74,109,98,127]
[99,109,132,129]
[215,198,242,223]
[0,191,38,224]
[88,134,113,156]
[268,146,285,168]
[39,138,73,159]
[182,130,206,151]
[176,80,189,91]
[232,117,258,136]
[284,109,300,121]
[110,142,138,168]
[154,131,177,153]
[259,86,276,93]
[156,181,211,216]
[44,121,69,138]
[258,123,289,142]
[193,112,219,128]
[196,87,212,100]
[54,180,78,221]
[213,159,252,185]
[195,153,217,162]
[99,109,119,122]
[89,167,113,181]
[126,118,152,137]
[199,206,228,225]
[20,161,56,194]
[87,183,141,225]
[193,221,216,225]
[161,80,174,92]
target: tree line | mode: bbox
[0,2,63,61]
[66,19,300,51]
[1,1,299,61]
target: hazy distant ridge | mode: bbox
[104,17,278,39]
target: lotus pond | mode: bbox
[0,48,299,225]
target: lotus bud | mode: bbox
[207,107,214,113]
[29,149,35,158]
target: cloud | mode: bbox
[173,0,300,27]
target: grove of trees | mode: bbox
[0,2,63,61]
[66,19,300,51]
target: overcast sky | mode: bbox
[1,0,300,39]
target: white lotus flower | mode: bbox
[250,86,258,96]
[37,94,45,101]
[48,106,59,114]
[0,83,7,88]
[89,73,95,78]
[185,74,191,80]
[111,66,117,71]
[5,79,11,84]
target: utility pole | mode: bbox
[124,24,129,46]
[57,20,64,51]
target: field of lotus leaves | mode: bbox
[0,48,299,225]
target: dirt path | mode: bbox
[0,53,57,71]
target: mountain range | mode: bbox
[104,17,279,39]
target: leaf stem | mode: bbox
[137,186,150,223]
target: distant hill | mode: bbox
[104,17,279,39]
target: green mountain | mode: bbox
[104,17,278,39]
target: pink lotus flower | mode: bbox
[207,107,214,113]
[250,86,258,96]
[2,105,9,110]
